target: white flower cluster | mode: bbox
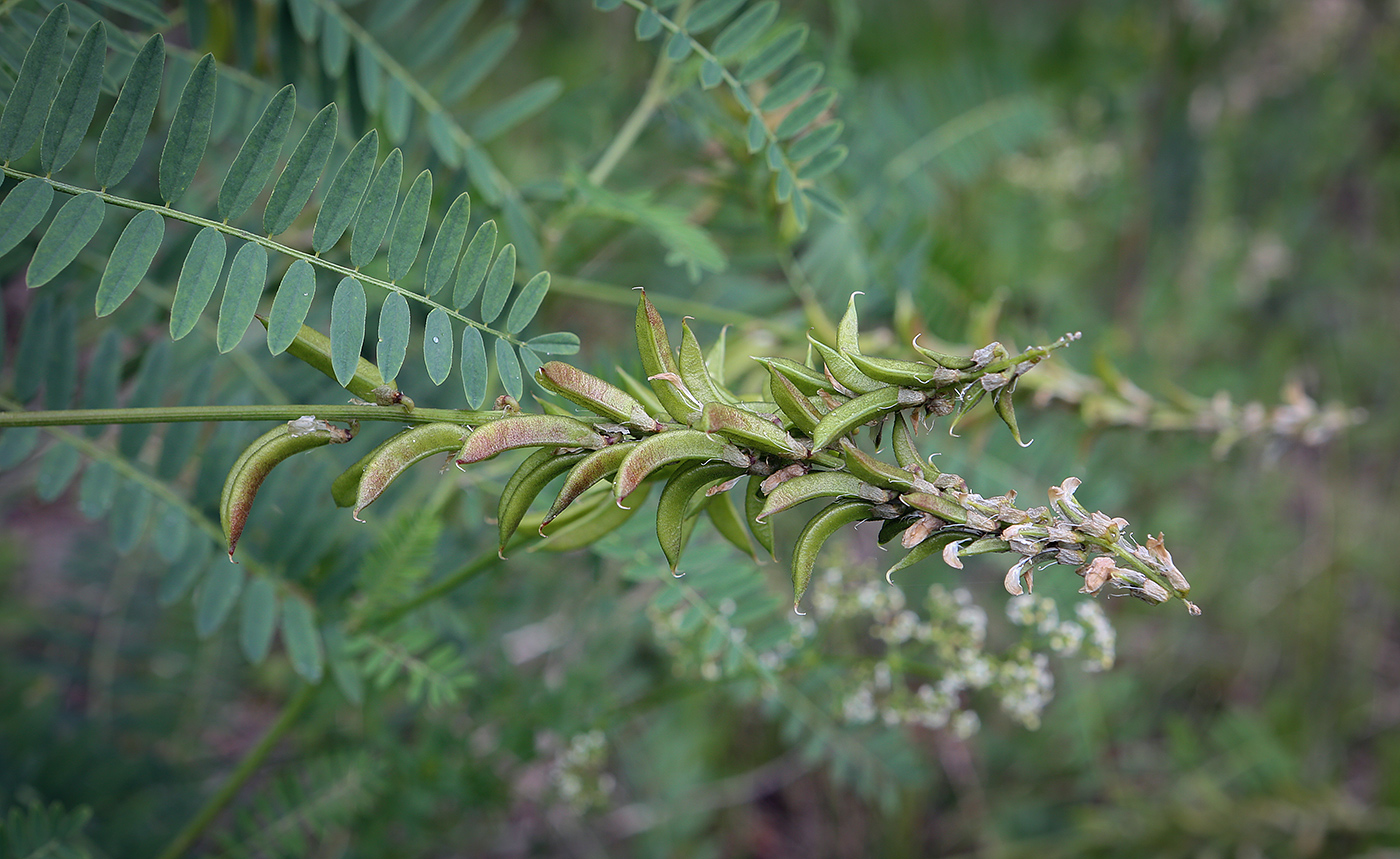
[549,730,615,813]
[995,649,1055,730]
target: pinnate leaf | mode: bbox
[525,331,580,355]
[495,337,521,401]
[712,1,778,59]
[312,129,378,253]
[0,4,68,162]
[454,219,496,309]
[217,241,268,353]
[282,596,324,682]
[350,147,402,267]
[160,53,217,205]
[264,102,338,236]
[96,209,164,316]
[170,227,227,339]
[774,88,837,140]
[239,576,279,664]
[218,84,297,222]
[423,308,453,385]
[424,192,471,297]
[387,169,432,280]
[506,271,549,334]
[329,277,367,386]
[479,243,516,324]
[41,22,107,175]
[28,192,105,288]
[0,178,54,259]
[376,292,410,382]
[94,33,165,189]
[737,24,807,83]
[684,0,745,33]
[265,259,316,354]
[761,62,823,111]
[460,325,487,408]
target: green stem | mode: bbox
[154,683,318,859]
[0,404,499,429]
[587,9,681,187]
[359,547,503,631]
[0,165,521,345]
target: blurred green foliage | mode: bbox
[2,0,1397,856]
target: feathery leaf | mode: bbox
[387,169,431,281]
[264,101,338,235]
[312,129,378,253]
[40,21,107,175]
[495,336,521,401]
[0,3,68,163]
[282,596,324,682]
[349,147,401,267]
[27,192,105,287]
[506,270,549,334]
[217,241,268,352]
[265,259,316,354]
[737,24,806,82]
[423,191,470,297]
[711,1,778,59]
[423,307,452,385]
[218,83,297,222]
[470,79,563,142]
[524,331,580,355]
[761,62,823,111]
[479,243,516,324]
[453,219,496,309]
[94,33,165,189]
[376,292,410,382]
[239,576,279,664]
[170,226,227,339]
[329,276,367,386]
[460,324,487,408]
[96,209,164,316]
[0,177,54,258]
[159,53,216,205]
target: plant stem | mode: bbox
[359,547,505,631]
[0,404,500,429]
[587,28,678,187]
[154,682,318,859]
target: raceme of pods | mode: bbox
[228,291,1198,616]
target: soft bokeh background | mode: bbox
[2,0,1397,856]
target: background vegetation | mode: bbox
[1,0,1396,856]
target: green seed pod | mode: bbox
[656,461,748,572]
[612,365,670,421]
[222,417,354,559]
[498,448,591,553]
[838,439,932,493]
[613,429,751,507]
[456,414,607,466]
[891,413,935,474]
[535,361,663,433]
[353,422,470,521]
[899,490,968,524]
[910,334,978,370]
[706,489,755,560]
[992,385,1031,447]
[836,291,863,356]
[332,446,381,508]
[533,482,652,552]
[752,356,836,396]
[883,527,981,584]
[635,289,702,424]
[845,351,950,388]
[791,500,876,612]
[811,386,925,451]
[678,318,739,406]
[258,317,413,410]
[767,366,825,435]
[542,442,639,530]
[756,471,888,523]
[700,402,808,459]
[807,335,883,395]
